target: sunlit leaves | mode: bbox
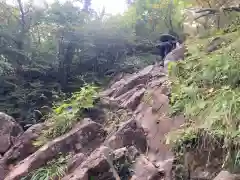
[123,0,186,38]
[42,84,98,140]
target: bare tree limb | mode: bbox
[17,0,26,31]
[195,12,213,20]
[194,6,240,20]
[195,8,219,13]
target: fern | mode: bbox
[35,84,98,145]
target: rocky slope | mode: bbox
[0,45,239,180]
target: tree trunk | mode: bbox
[58,39,75,91]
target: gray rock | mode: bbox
[0,112,23,154]
[164,44,187,70]
[4,119,106,180]
[213,171,240,180]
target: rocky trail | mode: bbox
[0,48,239,180]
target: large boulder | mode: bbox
[114,84,146,111]
[4,119,106,180]
[0,162,8,180]
[110,65,154,98]
[205,37,227,53]
[62,146,117,180]
[2,123,45,166]
[100,64,166,110]
[0,112,23,154]
[164,44,187,70]
[63,145,141,180]
[213,171,240,180]
[66,153,85,174]
[130,155,165,180]
[105,118,147,152]
[0,123,45,179]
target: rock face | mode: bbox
[101,64,185,179]
[0,112,23,154]
[3,63,237,179]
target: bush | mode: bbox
[35,84,98,145]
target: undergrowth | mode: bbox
[166,33,240,176]
[21,155,70,180]
[35,84,98,146]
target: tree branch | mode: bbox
[195,8,219,14]
[194,6,240,20]
[17,0,26,31]
[195,12,213,20]
[223,7,240,12]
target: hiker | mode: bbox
[156,34,180,60]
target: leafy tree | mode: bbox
[190,0,240,29]
[125,0,186,39]
[0,0,189,128]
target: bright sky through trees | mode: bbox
[6,0,127,15]
[91,0,127,15]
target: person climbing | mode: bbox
[155,33,180,61]
[156,41,174,60]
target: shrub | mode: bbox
[35,84,98,145]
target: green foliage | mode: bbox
[35,84,98,145]
[124,0,185,39]
[21,155,70,180]
[223,17,240,34]
[0,0,133,126]
[0,60,14,75]
[0,0,186,128]
[167,33,240,173]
